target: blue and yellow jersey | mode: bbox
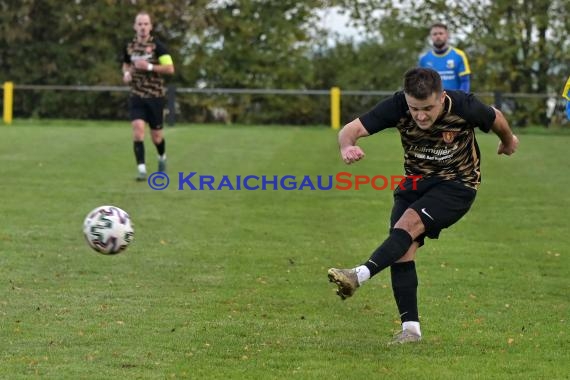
[419,47,471,91]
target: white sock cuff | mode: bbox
[402,321,421,336]
[354,265,370,285]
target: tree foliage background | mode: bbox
[0,0,568,125]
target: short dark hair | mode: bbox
[135,11,152,21]
[403,68,443,99]
[430,22,448,31]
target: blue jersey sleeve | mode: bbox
[459,75,470,92]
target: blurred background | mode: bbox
[1,0,568,127]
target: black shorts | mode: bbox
[128,96,166,129]
[390,176,477,245]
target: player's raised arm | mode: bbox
[338,118,370,164]
[491,107,519,156]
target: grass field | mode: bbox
[0,120,568,379]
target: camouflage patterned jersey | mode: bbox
[123,36,169,98]
[359,90,496,190]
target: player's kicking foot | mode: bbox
[387,329,422,346]
[327,268,359,300]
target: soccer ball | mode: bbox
[83,205,134,255]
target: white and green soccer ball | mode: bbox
[83,205,134,255]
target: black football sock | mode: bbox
[134,141,145,164]
[155,139,165,157]
[363,228,413,277]
[391,261,419,323]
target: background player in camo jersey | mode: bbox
[327,67,519,345]
[123,11,175,181]
[419,22,471,92]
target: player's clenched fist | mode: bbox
[497,134,519,156]
[341,146,365,164]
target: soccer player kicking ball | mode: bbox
[328,67,519,345]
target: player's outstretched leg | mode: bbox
[327,268,359,300]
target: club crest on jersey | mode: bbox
[446,59,455,69]
[442,131,458,144]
